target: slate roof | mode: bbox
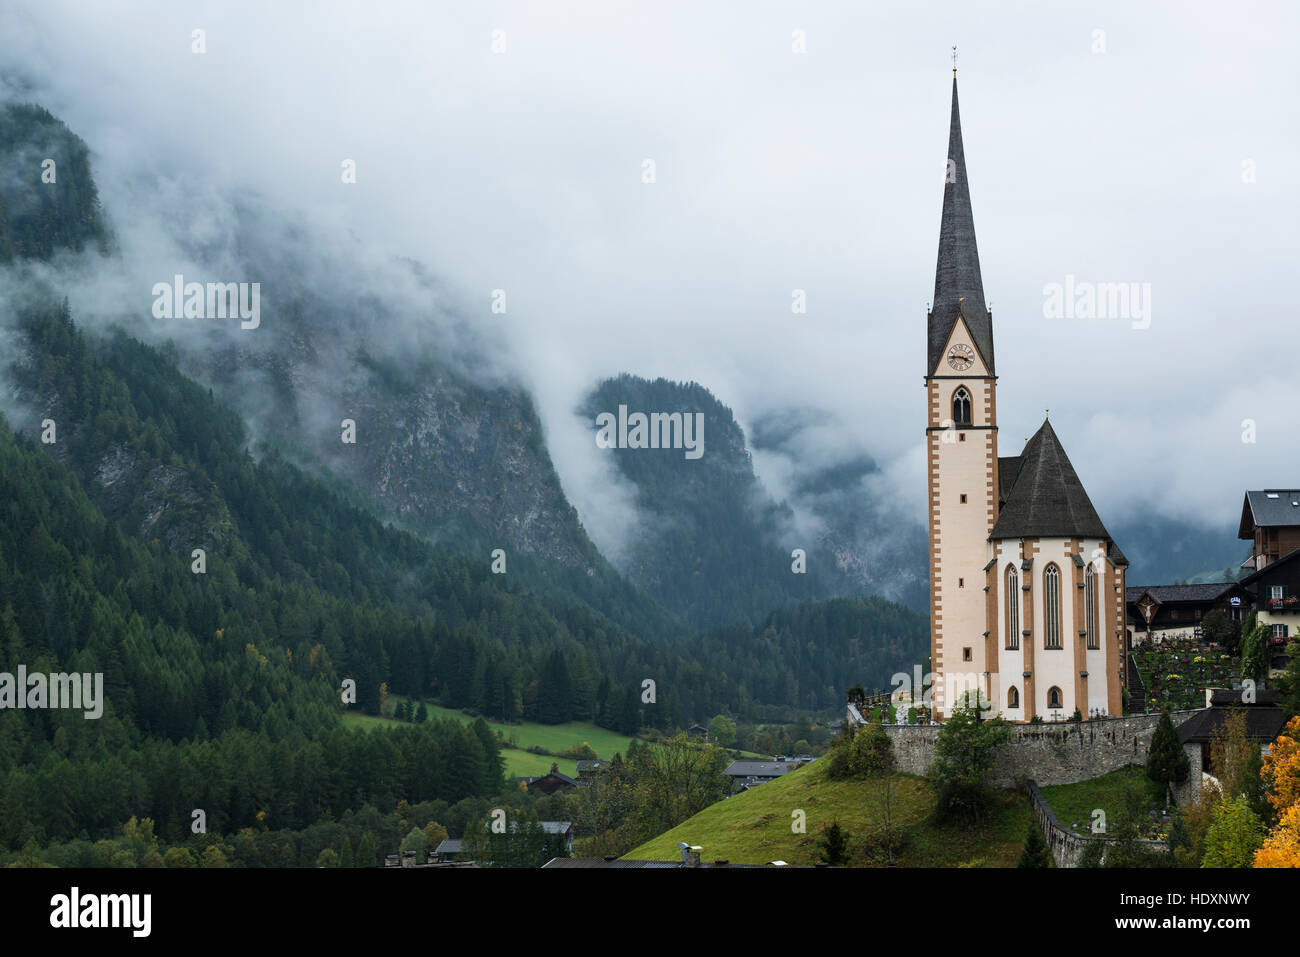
[998,456,1023,506]
[990,419,1112,541]
[541,858,808,868]
[1207,689,1281,707]
[1240,547,1300,586]
[533,769,577,786]
[1125,583,1241,604]
[1176,706,1288,745]
[724,761,794,778]
[437,821,573,855]
[929,78,994,377]
[1239,490,1300,537]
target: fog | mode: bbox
[2,0,1295,563]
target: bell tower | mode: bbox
[926,71,999,718]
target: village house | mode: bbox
[1125,582,1250,646]
[435,821,575,863]
[515,763,577,795]
[723,758,812,791]
[1176,689,1289,793]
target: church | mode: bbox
[925,73,1128,722]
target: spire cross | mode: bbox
[952,46,957,76]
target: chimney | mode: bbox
[677,842,702,867]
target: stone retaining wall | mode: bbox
[881,710,1200,787]
[1026,780,1168,868]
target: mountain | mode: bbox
[0,101,930,866]
[1106,515,1248,586]
[749,406,930,613]
[0,104,112,261]
[581,374,844,629]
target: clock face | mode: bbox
[947,343,975,371]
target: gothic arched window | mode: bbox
[952,387,972,426]
[1008,686,1020,709]
[1006,565,1020,650]
[1085,563,1098,650]
[1044,564,1062,649]
[1048,686,1063,710]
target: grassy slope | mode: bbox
[1039,765,1157,833]
[341,703,637,779]
[625,760,1034,867]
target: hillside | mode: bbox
[343,703,638,778]
[624,760,1033,867]
[0,99,983,863]
[0,104,112,260]
[583,374,835,629]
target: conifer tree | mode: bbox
[1146,711,1190,806]
[1017,821,1053,867]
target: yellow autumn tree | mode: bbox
[1255,717,1300,867]
[1262,716,1300,815]
[1253,804,1300,867]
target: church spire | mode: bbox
[928,74,995,376]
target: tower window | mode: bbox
[952,388,972,426]
[960,494,968,504]
[958,577,965,588]
[963,647,972,662]
[959,433,966,442]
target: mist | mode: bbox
[1,0,1295,568]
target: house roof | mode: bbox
[531,769,577,786]
[1239,490,1300,538]
[1240,547,1300,586]
[1176,706,1289,745]
[437,821,573,853]
[541,858,810,869]
[929,77,994,377]
[725,761,796,778]
[1207,689,1281,707]
[990,419,1112,542]
[1125,582,1242,605]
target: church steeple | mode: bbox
[928,76,995,376]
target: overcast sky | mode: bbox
[3,0,1296,539]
